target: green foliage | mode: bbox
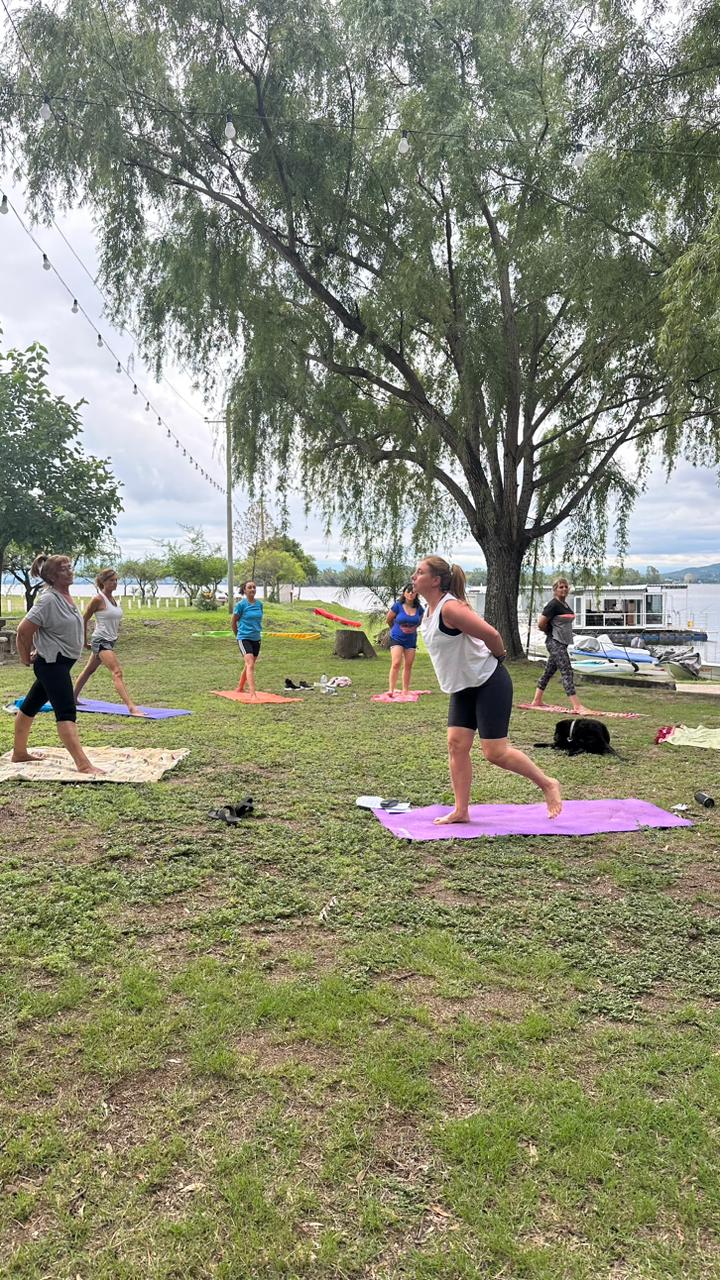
[0,342,122,611]
[163,527,227,603]
[238,546,307,601]
[261,535,318,583]
[117,556,168,602]
[2,4,719,651]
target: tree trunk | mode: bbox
[333,629,377,659]
[483,541,525,659]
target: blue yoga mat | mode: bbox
[14,698,191,719]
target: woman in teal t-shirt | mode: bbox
[232,580,264,698]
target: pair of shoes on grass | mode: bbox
[209,798,254,825]
[284,678,312,690]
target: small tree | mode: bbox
[118,556,168,602]
[0,342,122,614]
[164,528,227,604]
[234,500,277,579]
[240,548,306,602]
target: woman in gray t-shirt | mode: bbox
[13,554,104,774]
[531,577,593,715]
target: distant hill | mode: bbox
[660,563,720,583]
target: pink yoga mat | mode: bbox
[516,703,643,720]
[372,798,691,841]
[371,690,433,703]
[212,690,297,704]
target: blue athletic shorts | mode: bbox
[390,632,418,650]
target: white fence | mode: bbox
[1,594,192,614]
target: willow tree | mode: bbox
[2,0,718,652]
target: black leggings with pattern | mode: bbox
[536,638,576,698]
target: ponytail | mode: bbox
[30,553,69,586]
[423,556,469,603]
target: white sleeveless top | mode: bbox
[93,594,123,642]
[420,592,498,693]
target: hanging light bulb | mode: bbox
[224,110,236,141]
[40,94,51,122]
[166,427,171,438]
[97,334,103,348]
[42,253,51,270]
[175,439,179,448]
[71,298,79,313]
[116,360,122,374]
[195,462,199,470]
[398,129,410,156]
[182,448,187,457]
[132,383,138,395]
[0,194,8,214]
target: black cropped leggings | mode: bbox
[19,654,77,722]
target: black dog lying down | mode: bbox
[535,718,622,758]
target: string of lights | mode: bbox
[0,12,252,537]
[0,188,227,496]
[1,84,718,161]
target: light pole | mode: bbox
[204,409,234,615]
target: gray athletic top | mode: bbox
[25,588,84,661]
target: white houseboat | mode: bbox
[568,584,707,646]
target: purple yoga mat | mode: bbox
[76,699,191,720]
[373,798,692,841]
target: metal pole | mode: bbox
[225,405,234,615]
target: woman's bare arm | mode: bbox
[439,600,507,658]
[15,619,39,666]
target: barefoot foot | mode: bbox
[78,763,106,776]
[129,708,146,718]
[434,809,471,825]
[542,778,563,818]
[11,751,45,763]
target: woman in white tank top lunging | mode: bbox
[414,557,562,822]
[73,569,145,716]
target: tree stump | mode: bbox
[333,629,377,659]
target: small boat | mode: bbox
[570,634,658,670]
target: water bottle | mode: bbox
[320,673,327,688]
[695,791,715,809]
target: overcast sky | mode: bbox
[2,175,719,572]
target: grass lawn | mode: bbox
[1,602,719,1279]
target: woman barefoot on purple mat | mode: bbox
[414,556,562,822]
[73,569,144,716]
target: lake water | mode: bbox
[4,580,720,660]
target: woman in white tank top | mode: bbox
[73,569,145,716]
[415,557,562,822]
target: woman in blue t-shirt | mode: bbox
[232,580,264,698]
[385,584,425,697]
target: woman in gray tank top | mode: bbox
[73,569,145,716]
